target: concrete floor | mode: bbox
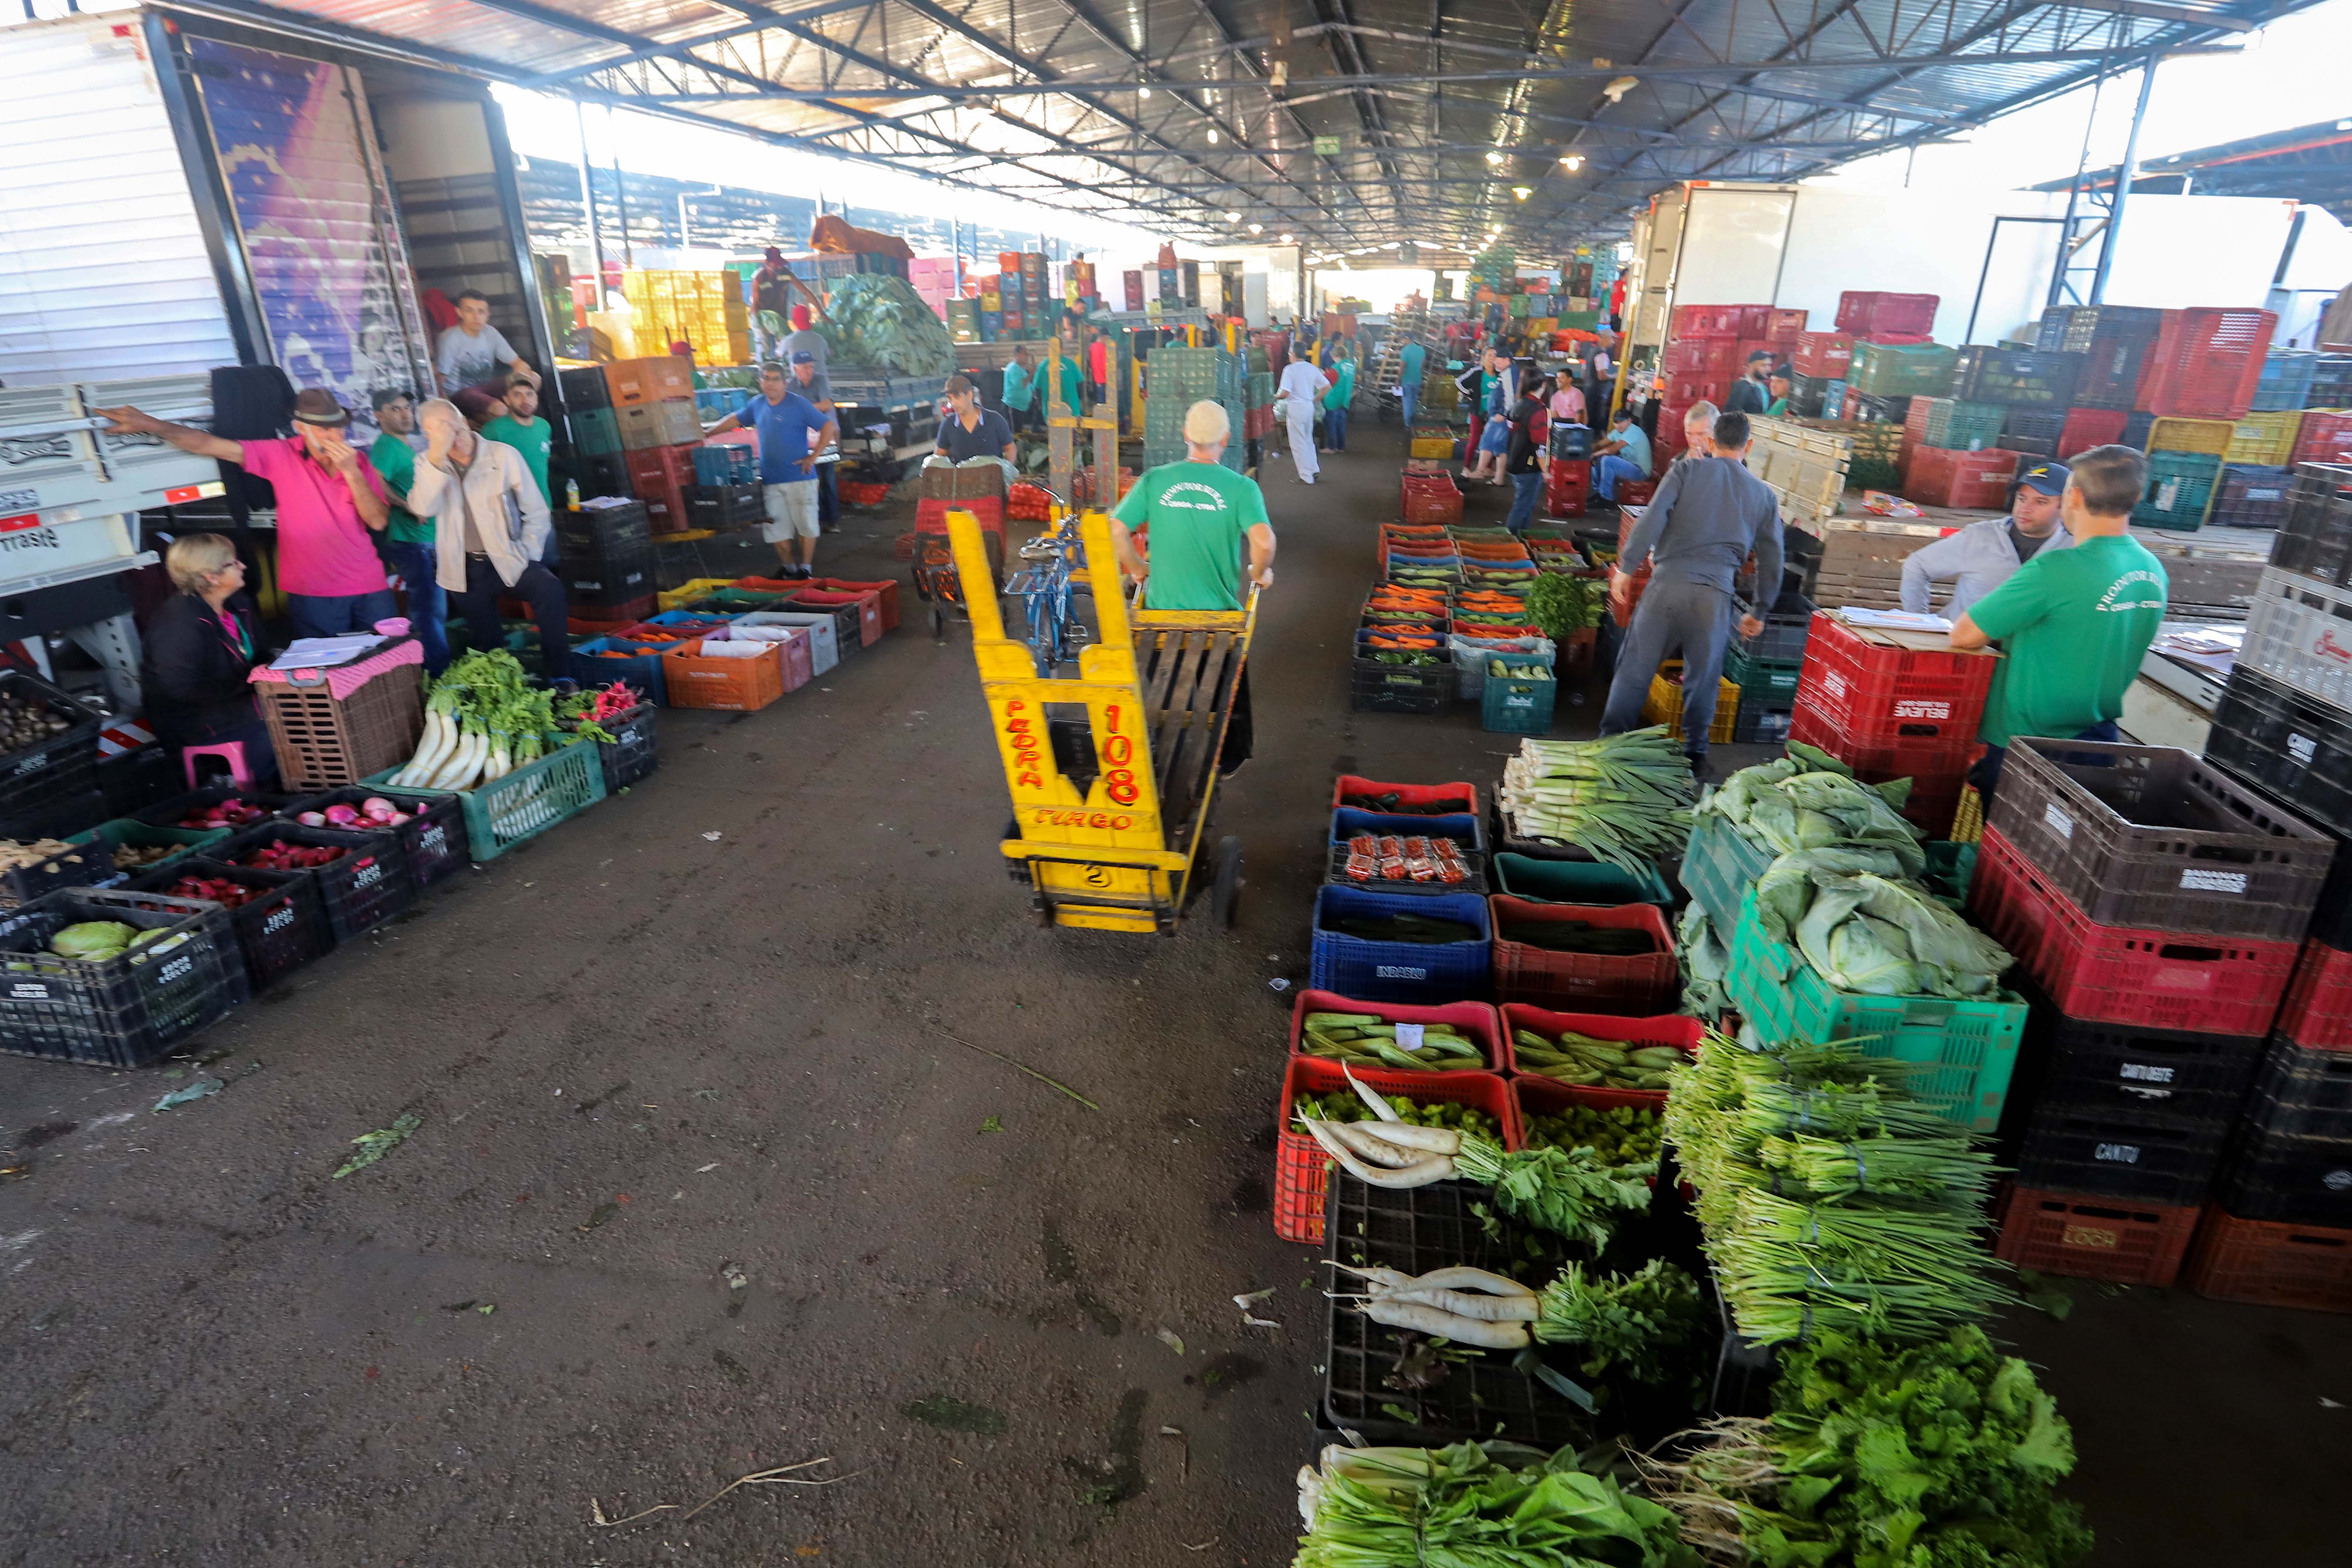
[2,423,2347,1568]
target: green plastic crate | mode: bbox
[68,819,233,878]
[1721,648,1801,705]
[1847,341,1957,398]
[2132,450,2222,531]
[1492,851,1672,908]
[1725,887,2024,1132]
[366,737,605,863]
[1680,813,1771,933]
[1480,667,1557,735]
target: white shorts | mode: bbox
[761,479,819,541]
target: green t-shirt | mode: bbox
[481,414,553,504]
[1052,356,1085,416]
[369,431,434,545]
[1111,461,1269,612]
[1966,533,2168,748]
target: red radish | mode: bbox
[362,797,397,821]
[323,805,361,826]
[297,811,327,826]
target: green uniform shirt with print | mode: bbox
[368,431,435,544]
[481,414,553,504]
[1111,461,1269,612]
[1965,534,2168,747]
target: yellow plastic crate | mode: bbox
[2226,411,2303,466]
[1642,661,1738,745]
[658,577,738,612]
[1950,784,1983,846]
[1409,435,1456,459]
[2147,417,2234,456]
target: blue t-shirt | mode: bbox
[739,390,830,484]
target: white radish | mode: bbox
[1298,1115,1452,1188]
[1317,1119,1425,1170]
[1393,1266,1538,1299]
[1342,1064,1401,1122]
[1329,1263,1421,1293]
[1362,1299,1531,1348]
[406,709,455,785]
[1351,1121,1461,1156]
[1366,1287,1539,1322]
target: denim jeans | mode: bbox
[389,541,450,674]
[1599,578,1735,756]
[1506,469,1543,532]
[285,588,398,641]
[1593,453,1647,502]
[450,556,569,681]
[1325,406,1348,451]
[1399,389,1418,428]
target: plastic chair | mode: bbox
[182,740,253,789]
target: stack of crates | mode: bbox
[1141,347,1227,468]
[556,496,658,630]
[604,356,701,534]
[1787,610,1996,834]
[1721,585,1813,746]
[1968,738,2335,1292]
[619,270,752,366]
[1656,304,1770,459]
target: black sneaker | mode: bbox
[1685,750,1713,784]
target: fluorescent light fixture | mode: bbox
[1208,128,1220,143]
[1485,149,1505,165]
[1138,85,1151,99]
[1513,187,1531,200]
[1560,154,1584,170]
[1226,212,1241,223]
[1248,222,1262,234]
[1279,233,1294,244]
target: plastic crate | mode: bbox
[2215,1123,2352,1227]
[2183,1207,2352,1310]
[1722,648,1800,708]
[134,786,301,833]
[2002,408,2068,451]
[1309,883,1490,1004]
[1680,813,1772,935]
[2271,463,2352,588]
[2017,1002,2268,1121]
[577,702,658,793]
[1491,852,1671,909]
[1969,827,2299,1036]
[2208,465,2296,530]
[1321,1174,1584,1446]
[2201,666,2352,844]
[1481,665,1557,735]
[2143,308,2278,419]
[2057,407,2130,459]
[568,635,678,706]
[2291,411,2352,468]
[1671,303,1761,339]
[1836,292,1937,340]
[97,742,182,822]
[1349,650,1451,715]
[1288,988,1508,1072]
[33,819,229,900]
[2145,416,2232,457]
[280,785,468,889]
[2240,1036,2352,1140]
[1726,889,2023,1131]
[1733,585,1814,664]
[364,738,605,864]
[0,887,248,1068]
[1488,895,1675,1012]
[1326,808,1487,896]
[1331,776,1480,817]
[800,577,900,634]
[1949,346,2082,408]
[1642,663,1737,745]
[2012,1098,2233,1205]
[1786,712,1972,835]
[2224,411,2304,467]
[2062,317,2166,411]
[1988,736,2334,941]
[0,669,104,826]
[2279,941,2352,1051]
[1793,611,1996,744]
[1847,342,1956,398]
[218,822,416,943]
[255,654,426,792]
[2241,566,2352,710]
[126,856,332,991]
[731,611,840,676]
[1907,444,2019,509]
[0,831,118,909]
[1792,333,1854,378]
[1733,707,1792,746]
[661,638,792,711]
[1497,1005,1703,1105]
[559,537,658,609]
[1662,337,1742,378]
[1273,1055,1518,1245]
[2038,303,2165,353]
[1993,1185,2202,1287]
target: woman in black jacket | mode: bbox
[139,534,276,786]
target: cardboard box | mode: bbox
[604,355,695,407]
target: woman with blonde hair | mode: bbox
[137,534,276,785]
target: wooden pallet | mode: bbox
[1135,625,1245,849]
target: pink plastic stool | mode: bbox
[181,740,254,789]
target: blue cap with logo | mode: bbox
[2016,460,2069,497]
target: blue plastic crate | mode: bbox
[2253,350,2319,413]
[1309,884,1490,1003]
[691,444,757,486]
[567,635,680,706]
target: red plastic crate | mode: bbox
[790,588,882,646]
[1792,611,1998,744]
[1993,1184,2202,1286]
[1837,290,1938,339]
[1487,896,1676,1012]
[1662,373,1730,408]
[1767,308,1808,342]
[2279,940,2352,1052]
[2144,308,2278,419]
[1785,709,1972,833]
[1671,303,1764,339]
[1271,1054,1520,1245]
[1400,473,1464,526]
[1287,988,1508,1069]
[2184,1207,2352,1311]
[1497,1005,1702,1107]
[2293,410,2352,468]
[1661,338,1741,378]
[1970,827,2299,1035]
[1330,776,1481,817]
[801,577,901,633]
[2057,406,2130,460]
[1792,333,1855,378]
[1616,479,1657,507]
[914,494,1006,537]
[1907,444,2020,509]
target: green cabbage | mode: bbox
[50,920,138,960]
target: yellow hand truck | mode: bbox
[945,505,1255,935]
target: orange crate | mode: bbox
[804,577,902,632]
[1272,1051,1519,1245]
[659,638,788,711]
[2184,1206,2352,1311]
[1993,1185,2201,1286]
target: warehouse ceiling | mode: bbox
[161,0,2331,254]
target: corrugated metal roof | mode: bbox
[146,0,2328,248]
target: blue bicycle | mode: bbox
[1003,492,1088,675]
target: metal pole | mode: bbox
[575,102,606,305]
[608,109,634,266]
[2089,54,2159,305]
[2046,65,2108,310]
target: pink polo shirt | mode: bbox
[238,436,389,598]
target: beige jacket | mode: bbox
[403,438,551,593]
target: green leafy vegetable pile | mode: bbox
[1534,1258,1705,1392]
[814,275,957,377]
[1526,570,1605,639]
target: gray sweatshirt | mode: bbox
[1898,515,2075,618]
[1619,454,1784,607]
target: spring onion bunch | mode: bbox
[1499,729,1696,873]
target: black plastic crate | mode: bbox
[2242,1035,2352,1140]
[0,670,104,826]
[684,483,766,531]
[2209,465,2295,530]
[2203,665,2352,847]
[1349,657,1450,715]
[279,786,470,889]
[2036,304,2165,353]
[558,365,612,410]
[583,702,658,793]
[1997,436,2057,460]
[2003,408,2069,447]
[136,786,300,833]
[2016,1002,2266,1121]
[218,823,418,943]
[1706,1268,1776,1419]
[126,857,332,991]
[98,743,184,820]
[1951,346,2083,408]
[1848,392,1911,424]
[560,538,658,607]
[0,886,248,1067]
[555,498,651,555]
[2271,463,2352,588]
[2217,1123,2352,1226]
[1321,1174,1584,1447]
[2010,1101,2234,1205]
[1733,585,1813,663]
[1731,706,1791,746]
